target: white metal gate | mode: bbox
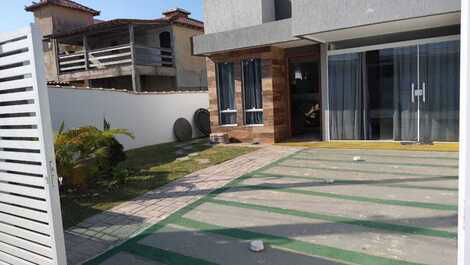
[0,24,67,265]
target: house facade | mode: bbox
[26,0,208,92]
[193,0,461,144]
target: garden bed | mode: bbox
[60,138,258,228]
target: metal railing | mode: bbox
[58,44,174,73]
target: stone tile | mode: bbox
[65,146,300,265]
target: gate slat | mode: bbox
[0,151,42,162]
[0,192,47,211]
[0,232,53,258]
[0,172,44,187]
[0,129,39,138]
[0,140,41,150]
[0,250,35,265]
[0,65,32,79]
[0,202,49,223]
[0,116,38,126]
[0,242,53,265]
[0,79,33,92]
[0,104,36,115]
[0,91,35,102]
[0,182,45,198]
[0,52,29,68]
[0,162,44,175]
[0,259,10,265]
[0,222,52,247]
[0,39,29,54]
[0,212,50,235]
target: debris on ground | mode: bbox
[195,159,210,165]
[325,179,335,184]
[353,156,365,162]
[249,240,265,252]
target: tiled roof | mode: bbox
[25,0,100,16]
[48,16,204,39]
[167,16,204,31]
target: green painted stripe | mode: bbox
[236,184,458,211]
[83,151,303,265]
[380,184,458,192]
[291,156,459,169]
[273,163,456,178]
[207,198,457,239]
[174,217,425,265]
[126,243,219,265]
[298,150,459,161]
[252,173,458,192]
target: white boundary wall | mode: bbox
[47,87,209,150]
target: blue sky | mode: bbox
[2,0,204,33]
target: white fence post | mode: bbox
[0,24,67,265]
[460,0,470,264]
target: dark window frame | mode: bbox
[241,58,264,125]
[216,62,237,125]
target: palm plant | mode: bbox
[54,122,134,187]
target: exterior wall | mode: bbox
[142,76,177,92]
[48,86,209,150]
[193,19,295,55]
[292,0,461,36]
[172,26,208,90]
[204,0,275,34]
[207,47,290,144]
[32,5,94,36]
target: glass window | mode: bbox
[242,59,263,125]
[216,62,237,125]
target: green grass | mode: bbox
[60,139,258,229]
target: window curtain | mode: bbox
[393,46,418,141]
[328,53,366,140]
[420,41,460,142]
[242,59,263,124]
[217,63,236,125]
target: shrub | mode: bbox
[54,124,134,188]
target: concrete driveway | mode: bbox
[85,148,458,265]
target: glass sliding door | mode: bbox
[419,40,460,142]
[328,37,460,142]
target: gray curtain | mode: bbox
[393,46,418,141]
[420,41,460,142]
[328,53,365,140]
[243,59,263,124]
[217,63,236,124]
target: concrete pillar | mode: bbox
[459,0,470,264]
[320,43,330,141]
[129,24,141,92]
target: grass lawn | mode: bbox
[60,138,258,229]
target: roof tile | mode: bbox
[25,0,100,16]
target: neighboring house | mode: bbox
[192,0,461,144]
[26,0,208,92]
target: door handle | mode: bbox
[411,83,415,103]
[422,82,426,103]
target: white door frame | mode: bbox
[459,1,469,264]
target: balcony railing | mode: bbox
[58,44,174,73]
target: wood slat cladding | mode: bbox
[207,47,291,144]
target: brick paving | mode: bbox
[65,145,300,265]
